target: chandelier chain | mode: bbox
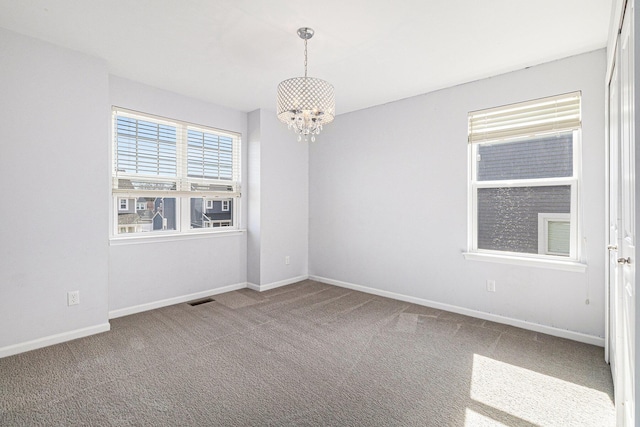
[303,38,308,78]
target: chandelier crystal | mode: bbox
[277,27,335,142]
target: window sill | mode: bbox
[110,229,246,246]
[462,252,587,272]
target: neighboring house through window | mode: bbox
[112,107,241,235]
[467,92,581,261]
[538,213,571,256]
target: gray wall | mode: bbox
[0,28,110,352]
[309,49,606,339]
[247,109,309,288]
[108,76,248,314]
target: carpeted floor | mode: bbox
[0,280,615,426]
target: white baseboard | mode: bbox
[109,282,248,319]
[0,323,111,359]
[309,275,605,347]
[247,275,309,292]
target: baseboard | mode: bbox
[247,275,309,292]
[0,322,111,359]
[309,275,605,347]
[109,282,248,319]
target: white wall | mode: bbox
[0,28,110,353]
[108,77,248,314]
[310,50,607,339]
[247,109,309,288]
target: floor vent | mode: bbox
[188,298,215,307]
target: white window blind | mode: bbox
[112,108,241,198]
[547,220,570,255]
[468,92,581,144]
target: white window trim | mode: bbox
[118,198,129,211]
[462,251,587,272]
[222,200,230,211]
[206,199,214,209]
[466,129,583,268]
[110,107,242,239]
[109,228,246,246]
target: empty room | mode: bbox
[0,0,637,426]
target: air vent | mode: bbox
[188,298,214,307]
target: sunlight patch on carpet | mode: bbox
[469,354,613,426]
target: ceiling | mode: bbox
[0,0,612,115]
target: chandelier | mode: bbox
[277,27,335,142]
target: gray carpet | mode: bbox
[0,280,615,426]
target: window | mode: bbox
[538,213,571,256]
[112,108,241,236]
[467,92,581,261]
[222,200,230,211]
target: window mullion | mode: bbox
[475,176,576,189]
[469,143,478,252]
[177,125,188,232]
[570,180,578,259]
[471,183,479,251]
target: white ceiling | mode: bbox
[0,0,612,115]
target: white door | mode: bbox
[609,2,636,425]
[608,53,620,385]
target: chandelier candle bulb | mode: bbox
[277,27,335,142]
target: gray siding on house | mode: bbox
[477,133,573,181]
[189,198,233,228]
[160,198,176,230]
[118,198,136,214]
[477,185,571,254]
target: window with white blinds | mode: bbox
[467,92,581,262]
[116,116,178,177]
[187,128,234,181]
[112,107,241,236]
[469,91,581,144]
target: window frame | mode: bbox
[110,107,242,239]
[465,93,584,269]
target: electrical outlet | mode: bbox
[67,291,80,306]
[486,280,496,292]
[285,256,290,265]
